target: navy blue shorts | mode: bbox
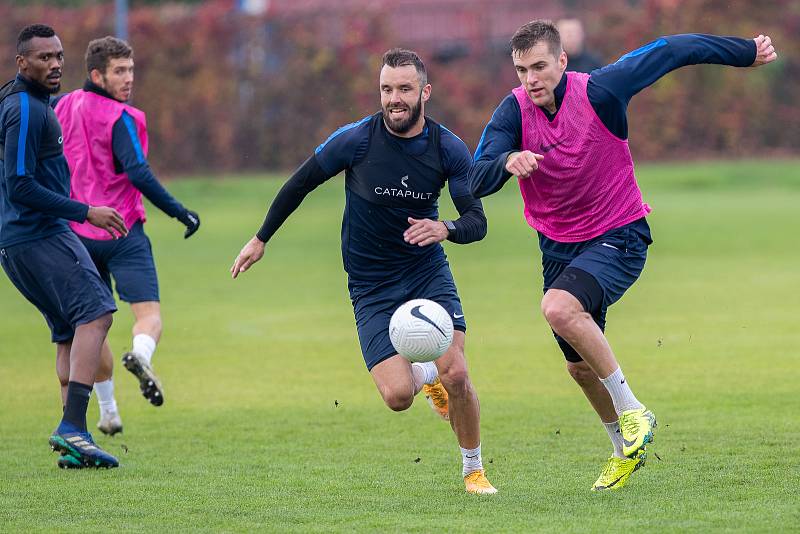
[78,221,159,303]
[541,218,652,362]
[0,231,117,343]
[348,260,466,371]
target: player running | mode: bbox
[470,21,777,490]
[1,24,127,468]
[231,49,497,494]
[55,36,201,434]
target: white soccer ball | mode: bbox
[389,299,454,363]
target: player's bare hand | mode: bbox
[404,217,448,246]
[87,206,128,239]
[506,150,544,179]
[231,236,265,279]
[751,35,777,66]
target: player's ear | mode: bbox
[559,50,568,71]
[421,83,432,103]
[89,68,103,86]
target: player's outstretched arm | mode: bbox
[230,155,335,279]
[112,113,200,237]
[750,35,778,67]
[230,236,265,278]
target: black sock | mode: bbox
[61,381,93,432]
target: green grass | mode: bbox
[1,159,799,532]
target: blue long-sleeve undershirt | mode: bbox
[112,111,186,219]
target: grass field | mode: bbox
[1,160,799,532]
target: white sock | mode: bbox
[603,420,626,459]
[411,361,438,390]
[460,444,483,477]
[132,334,157,365]
[599,367,644,414]
[94,379,118,415]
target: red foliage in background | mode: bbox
[1,0,797,174]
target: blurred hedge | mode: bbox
[1,0,797,174]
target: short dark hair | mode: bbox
[510,20,562,57]
[85,36,133,75]
[17,24,56,55]
[382,48,427,86]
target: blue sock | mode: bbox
[58,381,92,433]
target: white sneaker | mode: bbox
[97,411,123,436]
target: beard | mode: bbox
[382,92,423,135]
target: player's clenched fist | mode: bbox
[751,34,777,67]
[505,150,544,179]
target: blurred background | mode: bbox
[1,0,798,175]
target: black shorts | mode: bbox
[1,231,117,342]
[78,221,159,303]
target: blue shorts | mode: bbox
[541,218,652,362]
[348,260,466,371]
[0,231,117,343]
[78,221,159,303]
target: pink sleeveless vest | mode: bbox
[55,90,148,240]
[512,72,650,242]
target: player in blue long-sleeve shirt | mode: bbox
[0,24,129,469]
[469,21,777,491]
[231,49,498,495]
[55,36,202,434]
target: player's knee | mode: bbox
[89,313,114,334]
[440,365,470,396]
[541,298,574,334]
[566,361,597,388]
[384,393,414,412]
[381,387,414,412]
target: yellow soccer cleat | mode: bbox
[422,378,449,421]
[619,408,657,458]
[464,469,498,495]
[591,450,646,491]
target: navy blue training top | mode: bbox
[471,34,757,198]
[256,113,487,281]
[0,75,88,248]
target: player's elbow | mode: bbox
[475,217,488,241]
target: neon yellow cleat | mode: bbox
[422,378,449,421]
[464,469,498,495]
[591,450,646,491]
[619,408,657,457]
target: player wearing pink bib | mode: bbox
[55,37,201,436]
[470,20,777,491]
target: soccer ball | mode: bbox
[389,299,454,362]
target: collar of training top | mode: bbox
[83,79,122,103]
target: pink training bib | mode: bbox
[55,90,148,240]
[512,72,650,242]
